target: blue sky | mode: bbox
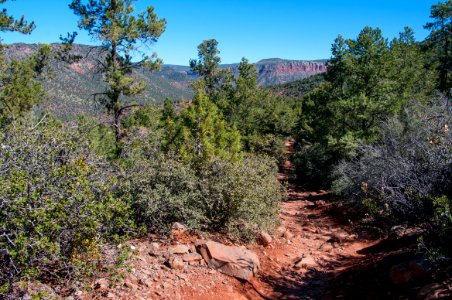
[0,0,439,65]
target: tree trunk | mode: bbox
[111,38,122,156]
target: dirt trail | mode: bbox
[84,140,391,300]
[241,139,378,299]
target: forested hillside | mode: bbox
[4,43,326,119]
[0,0,451,299]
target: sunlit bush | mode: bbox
[124,153,282,239]
[0,120,132,291]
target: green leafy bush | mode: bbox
[124,153,282,239]
[0,120,132,290]
[432,196,452,256]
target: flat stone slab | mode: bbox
[197,240,260,281]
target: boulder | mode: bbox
[196,240,260,281]
[390,259,434,286]
[409,258,433,280]
[257,231,273,247]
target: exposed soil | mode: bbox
[77,140,450,300]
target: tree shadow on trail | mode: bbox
[269,185,434,299]
[257,246,426,300]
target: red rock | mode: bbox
[169,244,190,255]
[167,256,185,270]
[283,230,294,240]
[257,231,272,247]
[171,222,187,231]
[409,259,433,279]
[197,240,260,281]
[294,255,318,269]
[182,252,203,262]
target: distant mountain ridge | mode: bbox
[4,43,327,118]
[164,58,327,86]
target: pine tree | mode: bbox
[69,0,166,155]
[0,0,50,125]
[296,26,436,185]
[424,0,452,93]
[189,39,233,105]
[0,0,35,34]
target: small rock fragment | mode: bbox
[182,252,203,262]
[294,255,318,269]
[172,222,187,231]
[170,244,190,255]
[283,230,294,240]
[94,278,109,290]
[167,256,185,270]
[257,231,273,247]
[276,226,287,236]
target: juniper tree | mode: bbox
[69,0,166,155]
[165,81,242,164]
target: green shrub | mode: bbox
[123,153,203,230]
[124,153,282,239]
[0,121,132,290]
[245,134,287,167]
[432,196,452,256]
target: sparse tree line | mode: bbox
[0,0,451,296]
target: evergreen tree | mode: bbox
[424,0,452,93]
[224,57,260,131]
[189,39,233,105]
[0,46,51,124]
[0,0,50,125]
[165,81,242,163]
[69,0,166,155]
[296,26,435,185]
[0,0,35,34]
